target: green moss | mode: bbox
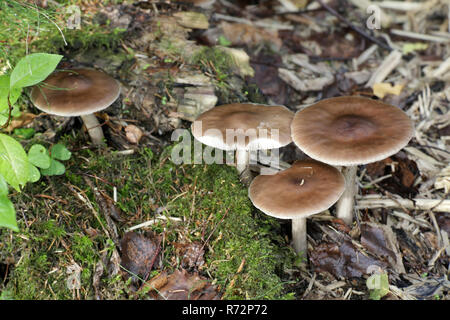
[190,47,236,82]
[1,134,295,300]
[0,0,125,68]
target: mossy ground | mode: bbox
[0,133,297,300]
[0,0,126,67]
[0,1,298,300]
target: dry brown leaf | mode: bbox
[125,124,144,144]
[148,269,220,300]
[4,112,37,132]
[174,241,205,269]
[120,231,160,281]
[220,22,282,49]
[361,222,406,274]
[310,240,387,278]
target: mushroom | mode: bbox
[249,159,345,254]
[290,96,414,225]
[30,68,121,145]
[191,103,294,175]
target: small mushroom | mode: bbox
[191,103,294,175]
[249,160,345,254]
[291,96,414,225]
[31,68,121,145]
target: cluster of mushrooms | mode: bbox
[30,68,414,257]
[192,97,414,255]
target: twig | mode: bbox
[390,29,450,43]
[366,50,402,87]
[356,195,450,212]
[315,0,392,51]
[213,13,294,30]
[126,215,183,232]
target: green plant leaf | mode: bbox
[218,35,231,47]
[0,194,18,232]
[28,144,51,169]
[0,105,21,127]
[50,143,71,161]
[367,272,390,300]
[0,133,30,191]
[14,128,35,139]
[0,75,22,112]
[40,158,65,176]
[28,164,41,183]
[0,175,8,196]
[10,53,63,88]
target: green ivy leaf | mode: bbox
[0,75,22,112]
[0,133,30,191]
[10,53,63,89]
[28,144,51,169]
[40,158,65,176]
[28,164,41,183]
[0,195,18,232]
[50,143,71,161]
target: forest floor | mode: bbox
[0,0,449,300]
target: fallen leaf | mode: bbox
[366,271,390,300]
[361,222,405,274]
[392,227,427,273]
[4,112,37,132]
[249,52,288,105]
[120,231,161,281]
[365,154,418,197]
[402,43,428,55]
[373,83,405,98]
[142,271,169,293]
[174,241,205,269]
[404,276,450,299]
[148,269,220,300]
[220,22,282,49]
[125,124,144,144]
[310,240,387,278]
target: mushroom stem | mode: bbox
[335,165,358,225]
[291,217,307,255]
[235,149,249,174]
[80,114,105,145]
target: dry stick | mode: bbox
[315,0,392,52]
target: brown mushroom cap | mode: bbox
[191,103,294,151]
[30,68,120,117]
[291,96,414,166]
[249,160,345,219]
